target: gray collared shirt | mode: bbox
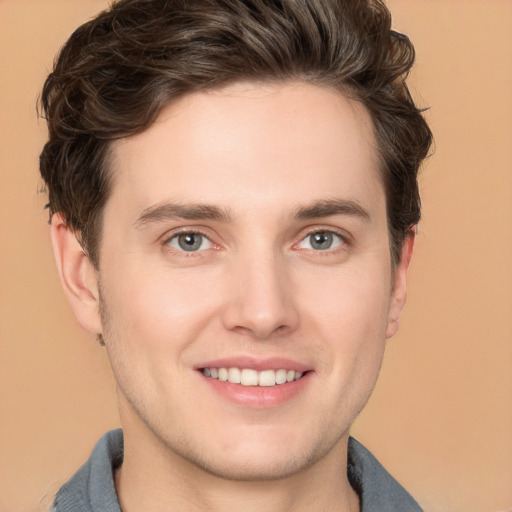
[51,429,423,512]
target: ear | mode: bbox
[385,228,415,340]
[50,213,103,334]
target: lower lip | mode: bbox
[200,372,312,409]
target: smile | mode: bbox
[202,367,304,387]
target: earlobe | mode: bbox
[50,213,103,335]
[385,229,415,340]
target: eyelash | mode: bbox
[163,229,217,256]
[162,227,350,256]
[295,227,349,254]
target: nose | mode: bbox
[221,251,299,340]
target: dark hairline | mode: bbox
[84,79,401,269]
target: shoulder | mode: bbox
[348,437,423,512]
[50,429,123,512]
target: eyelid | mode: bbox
[159,225,350,254]
[294,226,351,251]
[162,227,218,253]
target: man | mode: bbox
[39,0,432,510]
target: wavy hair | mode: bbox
[39,0,432,267]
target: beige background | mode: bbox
[1,1,511,511]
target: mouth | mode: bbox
[196,357,312,408]
[197,359,312,408]
[200,367,305,387]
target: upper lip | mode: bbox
[195,356,312,373]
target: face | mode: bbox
[86,82,409,480]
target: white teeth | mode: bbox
[228,367,241,384]
[258,370,276,387]
[202,367,305,386]
[275,369,287,385]
[241,369,258,386]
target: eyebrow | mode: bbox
[293,198,371,222]
[134,197,370,229]
[134,202,232,228]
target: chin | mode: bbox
[164,426,340,482]
[183,448,318,482]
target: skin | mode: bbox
[51,82,414,512]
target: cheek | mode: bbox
[303,262,391,329]
[299,263,392,371]
[292,265,391,431]
[98,267,219,410]
[102,263,222,351]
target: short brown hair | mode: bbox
[39,0,432,267]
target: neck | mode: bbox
[115,421,360,512]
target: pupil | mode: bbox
[311,232,332,250]
[178,233,201,251]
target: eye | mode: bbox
[298,231,345,251]
[166,232,213,252]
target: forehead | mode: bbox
[107,82,383,220]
